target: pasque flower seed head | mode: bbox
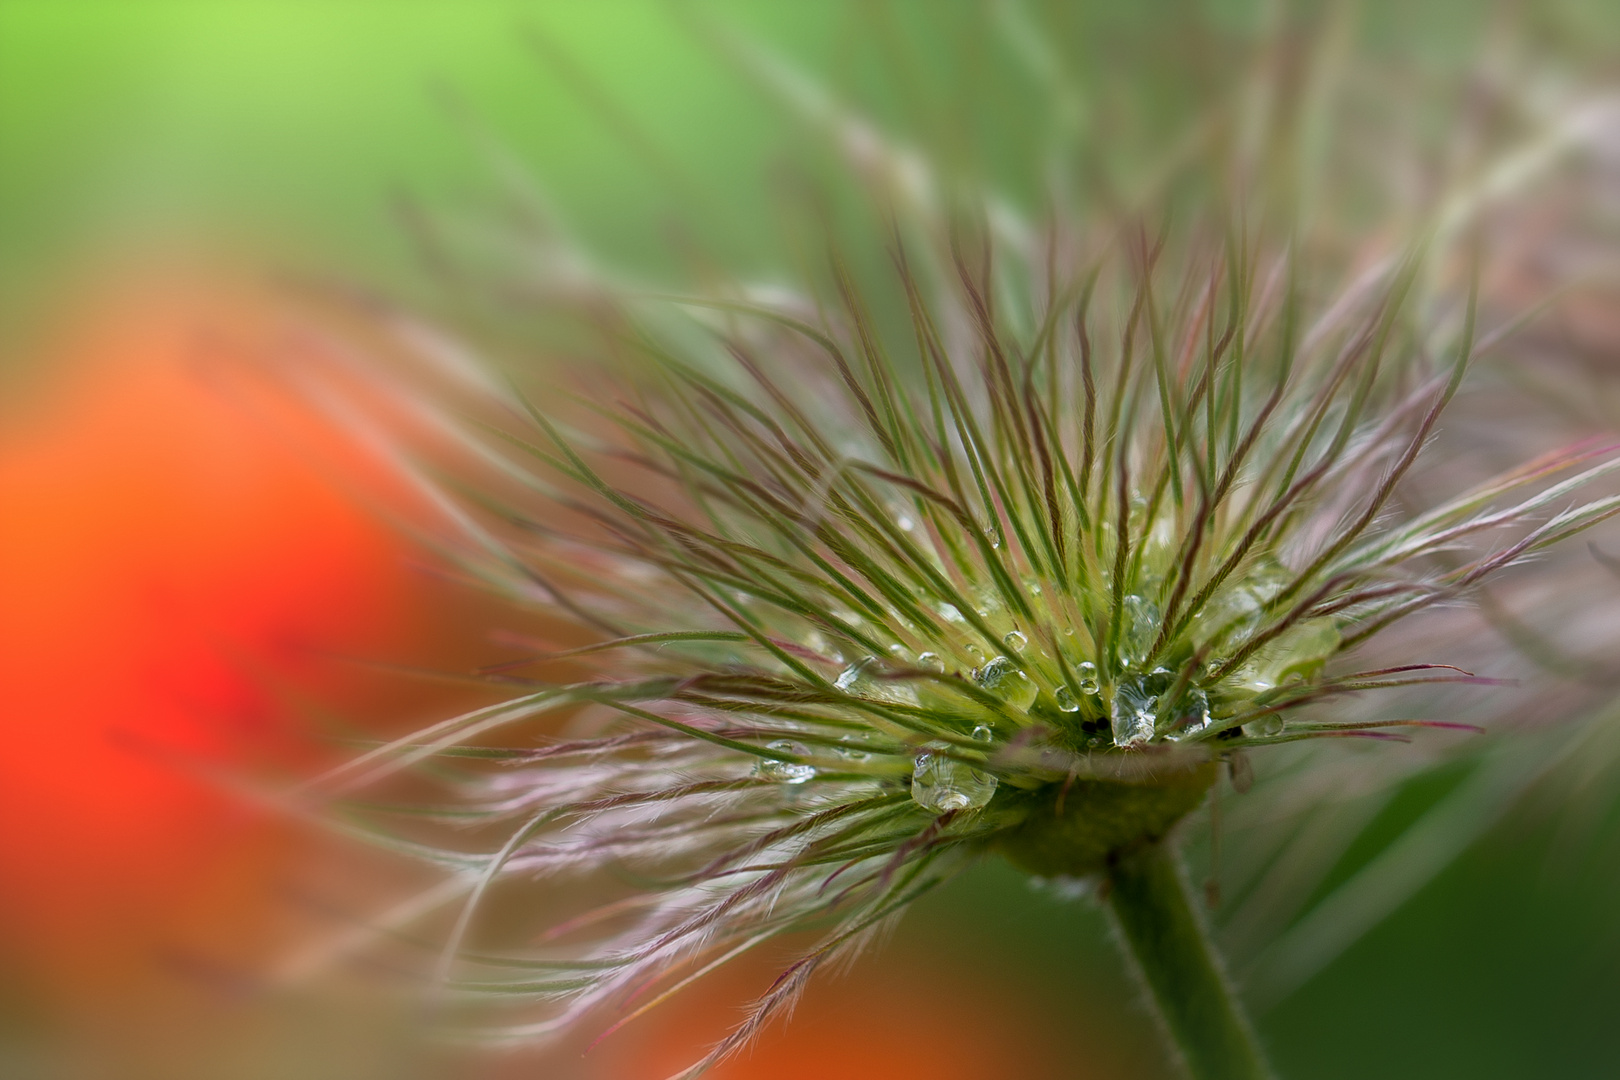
[314,218,1620,1077]
[304,22,1620,1080]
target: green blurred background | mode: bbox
[4,2,1620,1077]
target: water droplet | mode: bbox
[1120,595,1161,668]
[1076,661,1100,694]
[1002,630,1028,651]
[1110,674,1159,747]
[835,736,872,762]
[834,654,919,706]
[971,723,994,742]
[964,642,985,662]
[939,603,965,623]
[1241,715,1284,738]
[916,652,945,673]
[973,656,1038,711]
[754,740,816,784]
[1280,619,1339,674]
[1168,687,1212,739]
[910,741,997,813]
[896,514,916,532]
[835,657,876,692]
[1184,687,1210,725]
[1231,618,1340,693]
[1054,685,1081,713]
[1202,559,1290,647]
[975,656,1017,684]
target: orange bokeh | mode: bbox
[0,273,434,1013]
[592,954,1091,1080]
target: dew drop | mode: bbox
[896,514,916,532]
[1202,559,1290,647]
[1185,686,1210,726]
[971,723,994,742]
[754,740,816,784]
[974,656,1038,711]
[1054,685,1081,713]
[834,657,875,692]
[1280,619,1340,675]
[1231,618,1340,693]
[1231,667,1275,694]
[1120,595,1162,668]
[1002,630,1028,651]
[1168,687,1212,740]
[964,642,985,662]
[1241,716,1284,738]
[910,741,997,813]
[834,654,918,706]
[973,656,1015,686]
[916,652,946,673]
[1110,675,1159,748]
[939,603,965,624]
[835,736,872,763]
[1076,661,1100,695]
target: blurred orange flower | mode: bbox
[0,273,426,1017]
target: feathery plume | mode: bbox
[301,10,1620,1078]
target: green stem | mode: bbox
[1106,842,1272,1080]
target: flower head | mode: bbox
[319,204,1620,1074]
[310,23,1620,1078]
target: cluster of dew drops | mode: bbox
[750,632,1015,815]
[749,608,1200,817]
[750,521,1338,816]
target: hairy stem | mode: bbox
[1106,842,1272,1080]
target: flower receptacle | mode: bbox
[994,761,1218,879]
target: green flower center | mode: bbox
[994,762,1217,878]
